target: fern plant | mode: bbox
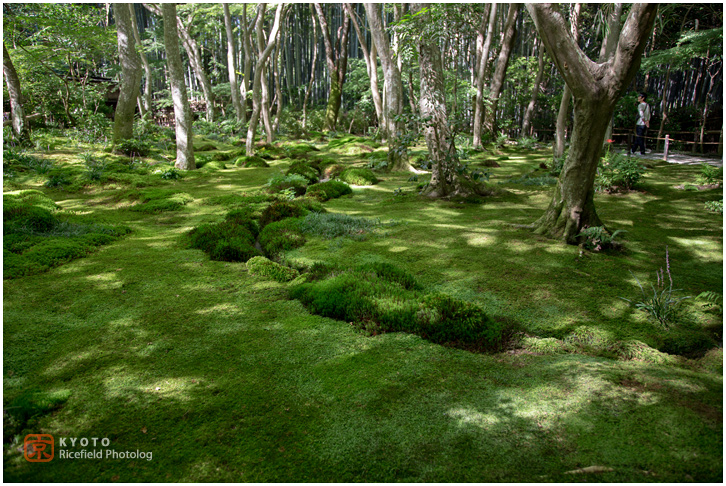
[576,226,625,251]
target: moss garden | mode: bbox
[3,132,722,482]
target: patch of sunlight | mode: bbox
[446,407,500,427]
[145,241,174,249]
[56,260,95,273]
[43,349,100,378]
[126,377,198,402]
[662,378,707,394]
[85,272,122,290]
[387,246,410,253]
[354,185,389,191]
[599,299,630,318]
[668,237,722,257]
[195,303,240,316]
[607,219,635,227]
[432,223,469,230]
[462,231,493,247]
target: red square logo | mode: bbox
[24,434,54,462]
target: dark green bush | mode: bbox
[306,180,352,201]
[258,217,306,257]
[286,161,320,184]
[247,256,300,282]
[339,167,378,186]
[259,200,308,229]
[596,152,645,192]
[186,210,261,262]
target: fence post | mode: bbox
[663,135,669,162]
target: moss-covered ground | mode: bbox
[3,134,722,482]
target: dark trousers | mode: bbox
[631,125,647,154]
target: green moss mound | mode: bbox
[265,173,309,196]
[258,199,324,229]
[339,168,378,186]
[289,265,503,350]
[3,196,131,279]
[298,212,380,240]
[306,180,352,201]
[198,160,227,171]
[186,210,261,263]
[235,155,270,168]
[211,149,245,162]
[258,217,306,258]
[284,143,319,159]
[246,256,300,282]
[327,135,380,150]
[193,142,218,152]
[130,190,194,213]
[286,161,320,184]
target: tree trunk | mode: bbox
[302,5,318,130]
[129,4,152,120]
[240,4,255,125]
[472,4,496,149]
[413,4,487,199]
[521,40,545,136]
[113,3,142,142]
[223,4,243,122]
[272,29,284,134]
[314,3,350,132]
[483,4,520,136]
[3,42,31,145]
[364,3,412,171]
[245,4,284,155]
[527,3,658,243]
[345,3,383,125]
[162,3,195,170]
[553,3,581,159]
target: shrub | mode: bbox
[286,161,319,184]
[695,163,722,186]
[705,199,723,214]
[298,212,380,240]
[186,211,260,262]
[576,226,625,251]
[246,256,300,282]
[258,200,309,229]
[596,151,645,191]
[114,139,151,157]
[306,181,352,201]
[258,217,306,258]
[235,155,269,168]
[265,172,308,196]
[517,136,538,150]
[339,167,378,186]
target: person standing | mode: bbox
[631,92,650,155]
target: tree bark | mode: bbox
[345,3,383,125]
[527,3,658,243]
[521,40,545,136]
[162,3,195,170]
[113,3,142,142]
[472,4,496,149]
[483,4,520,136]
[245,3,284,155]
[223,4,244,122]
[553,3,581,159]
[363,3,412,171]
[129,4,152,120]
[302,5,318,130]
[314,3,350,132]
[3,42,31,145]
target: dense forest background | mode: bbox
[3,3,723,155]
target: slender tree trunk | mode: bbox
[129,4,152,120]
[302,6,318,130]
[314,3,350,132]
[246,4,284,155]
[3,42,31,145]
[162,3,194,170]
[472,4,496,149]
[113,3,142,142]
[554,3,581,159]
[483,4,520,136]
[345,3,383,125]
[527,3,657,243]
[240,4,255,125]
[272,29,284,134]
[521,40,545,136]
[223,4,243,122]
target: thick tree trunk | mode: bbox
[483,4,520,136]
[113,3,142,142]
[527,3,658,243]
[364,3,412,171]
[521,40,545,136]
[472,4,496,149]
[3,42,31,145]
[162,3,195,170]
[129,4,152,120]
[223,4,243,122]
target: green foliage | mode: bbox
[505,174,557,186]
[286,161,320,184]
[549,147,568,176]
[516,136,538,150]
[576,226,626,251]
[130,190,193,214]
[3,149,54,174]
[235,155,269,168]
[258,217,306,258]
[356,262,421,290]
[642,27,722,71]
[259,200,309,229]
[704,199,723,213]
[298,212,381,240]
[305,181,353,201]
[186,210,260,263]
[695,163,723,185]
[155,167,183,180]
[265,172,308,196]
[596,149,645,192]
[339,167,378,186]
[620,248,691,329]
[80,152,108,181]
[246,256,300,282]
[696,291,722,315]
[114,139,151,157]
